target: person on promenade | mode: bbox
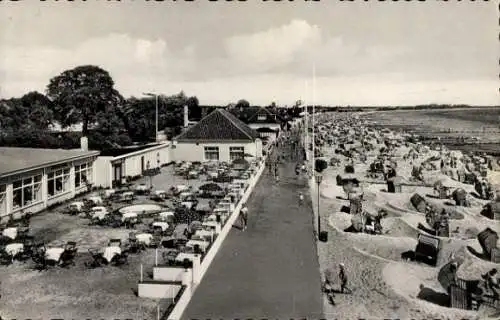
[298,192,304,205]
[240,203,249,231]
[338,263,351,294]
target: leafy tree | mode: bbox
[235,99,250,109]
[19,91,54,129]
[46,65,123,136]
[315,159,328,173]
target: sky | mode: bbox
[0,1,498,106]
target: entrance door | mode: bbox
[113,163,123,186]
[141,156,145,174]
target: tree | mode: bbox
[315,159,328,173]
[19,91,54,129]
[46,65,123,136]
[235,99,250,109]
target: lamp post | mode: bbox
[316,173,323,240]
[143,92,158,142]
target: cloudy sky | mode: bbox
[0,1,497,106]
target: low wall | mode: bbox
[166,160,266,320]
[138,281,182,299]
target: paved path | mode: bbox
[182,141,323,319]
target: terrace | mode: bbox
[0,158,262,319]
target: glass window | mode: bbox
[258,115,266,121]
[13,180,22,189]
[13,189,22,209]
[75,161,93,188]
[204,146,219,161]
[48,166,71,197]
[229,146,245,161]
[12,175,42,209]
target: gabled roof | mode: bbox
[175,109,259,142]
[247,107,279,123]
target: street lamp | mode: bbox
[316,173,323,240]
[143,92,158,142]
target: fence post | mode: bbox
[140,264,143,282]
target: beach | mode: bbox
[306,111,500,319]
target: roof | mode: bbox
[0,147,100,178]
[99,143,163,157]
[175,109,259,142]
[247,107,280,124]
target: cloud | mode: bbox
[0,20,496,105]
[224,20,321,72]
[221,20,411,78]
[0,33,194,97]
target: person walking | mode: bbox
[338,263,351,294]
[240,203,249,231]
[298,192,304,205]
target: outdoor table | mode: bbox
[45,247,65,261]
[2,227,17,240]
[88,196,103,205]
[202,221,221,234]
[122,212,138,222]
[186,240,209,252]
[5,243,23,256]
[122,191,135,199]
[103,246,121,263]
[136,233,153,246]
[194,230,214,242]
[92,211,108,220]
[175,252,197,262]
[158,211,174,221]
[70,201,85,211]
[135,185,149,191]
[152,221,169,232]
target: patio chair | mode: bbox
[13,236,36,262]
[125,237,146,254]
[59,242,77,267]
[0,248,13,265]
[86,248,108,268]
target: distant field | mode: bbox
[360,107,500,154]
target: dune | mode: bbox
[383,262,479,320]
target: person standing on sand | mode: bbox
[240,203,248,231]
[338,263,351,294]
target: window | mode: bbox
[75,162,93,188]
[48,168,70,197]
[257,114,267,121]
[230,146,245,161]
[0,184,6,216]
[12,175,42,209]
[204,146,219,161]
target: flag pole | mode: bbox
[312,63,316,174]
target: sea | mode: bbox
[359,107,500,155]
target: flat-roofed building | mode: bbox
[0,147,99,222]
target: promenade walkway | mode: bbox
[182,140,323,319]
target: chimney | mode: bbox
[183,105,189,128]
[80,136,88,151]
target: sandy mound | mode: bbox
[383,262,479,320]
[350,235,417,261]
[382,217,421,238]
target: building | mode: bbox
[171,109,262,163]
[0,147,99,222]
[235,107,283,139]
[94,142,171,188]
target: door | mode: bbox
[113,163,123,186]
[141,156,145,174]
